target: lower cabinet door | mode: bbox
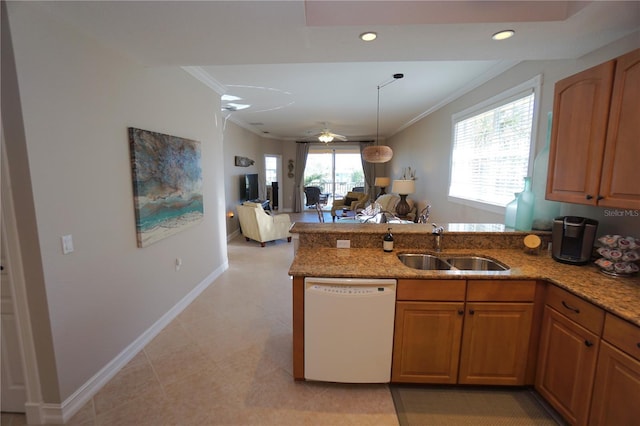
[589,341,640,426]
[391,301,464,383]
[458,302,533,385]
[536,306,600,425]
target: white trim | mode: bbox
[48,263,228,424]
[1,124,45,425]
[181,66,227,95]
[227,228,241,242]
[394,60,521,136]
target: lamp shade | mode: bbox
[392,179,415,195]
[374,177,390,187]
[362,145,393,163]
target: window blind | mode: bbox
[449,90,535,207]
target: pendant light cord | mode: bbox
[375,73,404,146]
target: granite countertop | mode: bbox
[289,246,640,327]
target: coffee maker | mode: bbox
[552,216,599,265]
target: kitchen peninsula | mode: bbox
[288,222,640,425]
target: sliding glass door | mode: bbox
[303,145,364,207]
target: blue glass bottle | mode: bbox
[515,177,535,231]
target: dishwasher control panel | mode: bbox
[309,284,389,295]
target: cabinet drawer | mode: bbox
[397,279,466,301]
[546,285,604,334]
[466,280,536,302]
[603,313,640,361]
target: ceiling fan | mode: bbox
[308,124,348,143]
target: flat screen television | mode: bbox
[240,173,259,201]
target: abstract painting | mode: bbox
[129,127,203,247]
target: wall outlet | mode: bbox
[336,240,350,249]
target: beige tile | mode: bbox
[65,398,95,425]
[69,233,402,425]
[94,387,176,426]
[93,357,161,415]
[143,321,194,360]
[145,341,214,387]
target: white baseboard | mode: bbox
[34,262,229,424]
[227,228,241,242]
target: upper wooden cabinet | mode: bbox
[546,48,640,208]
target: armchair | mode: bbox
[303,186,321,207]
[237,202,292,247]
[331,191,368,221]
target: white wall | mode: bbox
[222,119,297,237]
[6,1,226,403]
[388,34,639,235]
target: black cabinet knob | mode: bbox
[469,309,475,315]
[586,194,593,200]
[457,310,464,316]
[585,340,594,347]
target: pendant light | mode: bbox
[362,73,404,163]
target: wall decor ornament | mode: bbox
[234,156,255,167]
[287,159,295,178]
[129,127,203,247]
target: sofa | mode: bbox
[331,191,369,221]
[237,202,292,247]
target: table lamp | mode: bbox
[374,177,391,197]
[392,179,415,217]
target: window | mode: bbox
[304,145,364,204]
[448,75,541,212]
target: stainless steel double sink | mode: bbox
[398,253,510,272]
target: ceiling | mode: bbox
[39,1,640,142]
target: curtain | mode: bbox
[360,142,375,203]
[293,142,310,212]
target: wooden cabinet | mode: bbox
[589,314,640,426]
[392,279,536,385]
[392,301,464,383]
[536,286,604,425]
[392,279,465,383]
[546,48,640,208]
[458,302,533,385]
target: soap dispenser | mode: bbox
[383,228,394,252]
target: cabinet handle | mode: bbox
[469,309,475,315]
[561,301,580,314]
[585,340,594,347]
[597,195,604,201]
[457,310,464,315]
[637,343,640,349]
[585,194,593,200]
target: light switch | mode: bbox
[61,234,74,254]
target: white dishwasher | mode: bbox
[304,277,397,383]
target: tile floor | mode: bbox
[4,210,398,425]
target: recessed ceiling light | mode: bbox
[492,30,515,41]
[360,32,377,42]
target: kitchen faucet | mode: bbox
[432,223,444,252]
